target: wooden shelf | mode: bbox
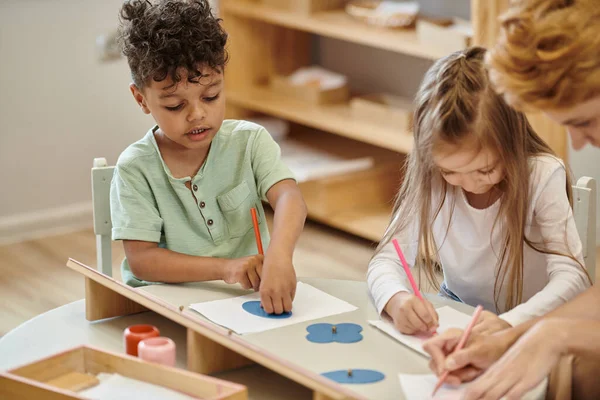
[304,202,392,242]
[222,1,446,60]
[297,158,400,242]
[227,86,413,153]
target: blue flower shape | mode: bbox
[242,301,292,319]
[306,323,363,343]
[322,369,385,384]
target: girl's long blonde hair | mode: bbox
[377,46,587,312]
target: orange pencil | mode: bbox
[250,208,264,255]
[432,305,484,396]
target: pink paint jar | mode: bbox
[123,325,160,357]
[138,337,176,367]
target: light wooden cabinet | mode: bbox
[220,0,567,242]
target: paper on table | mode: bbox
[398,373,547,400]
[399,373,464,400]
[189,282,358,334]
[369,306,473,357]
[80,373,197,400]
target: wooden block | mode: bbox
[270,75,349,105]
[85,277,148,322]
[44,372,99,392]
[350,94,413,131]
[187,329,254,375]
[416,18,472,54]
[262,0,347,14]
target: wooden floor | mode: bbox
[1,219,599,337]
[0,219,377,336]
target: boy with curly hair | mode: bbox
[111,0,307,315]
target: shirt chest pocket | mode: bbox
[216,181,261,238]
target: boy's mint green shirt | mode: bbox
[110,120,295,287]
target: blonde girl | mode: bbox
[367,46,590,336]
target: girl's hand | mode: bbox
[385,291,439,335]
[464,318,567,400]
[471,310,512,336]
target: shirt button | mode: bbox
[200,201,206,208]
[193,184,198,191]
[207,219,214,226]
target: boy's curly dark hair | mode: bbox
[118,0,228,88]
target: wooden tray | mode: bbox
[350,94,413,131]
[300,162,400,216]
[1,345,247,399]
[416,18,473,54]
[270,75,350,105]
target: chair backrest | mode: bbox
[92,158,115,276]
[572,176,597,283]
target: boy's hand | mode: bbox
[384,291,439,335]
[223,255,263,291]
[259,252,297,314]
[471,310,512,336]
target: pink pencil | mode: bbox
[392,239,424,301]
[432,305,484,396]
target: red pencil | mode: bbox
[432,305,484,396]
[250,208,264,255]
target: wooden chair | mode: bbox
[91,158,115,277]
[573,177,597,283]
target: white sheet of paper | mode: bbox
[398,373,547,400]
[189,282,358,334]
[80,373,197,400]
[369,306,473,357]
[399,373,464,400]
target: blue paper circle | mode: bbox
[322,369,385,384]
[242,301,292,319]
[306,323,363,343]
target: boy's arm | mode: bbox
[124,241,263,290]
[260,179,307,314]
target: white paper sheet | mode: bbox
[189,282,358,334]
[398,373,547,400]
[80,373,197,400]
[369,306,473,357]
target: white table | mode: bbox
[0,277,543,400]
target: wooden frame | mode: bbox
[2,345,247,400]
[220,0,568,242]
[573,177,597,281]
[66,258,365,400]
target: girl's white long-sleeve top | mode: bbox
[367,155,590,327]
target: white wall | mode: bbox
[0,0,151,243]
